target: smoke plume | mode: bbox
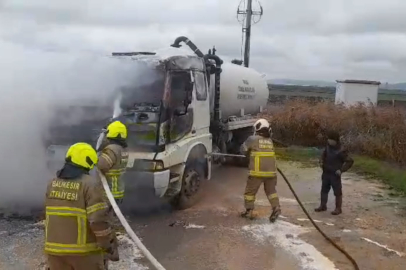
[0,40,145,215]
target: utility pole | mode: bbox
[237,0,263,68]
[243,0,253,68]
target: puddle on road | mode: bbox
[243,220,338,270]
[184,223,206,229]
[361,237,404,257]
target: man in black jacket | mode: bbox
[315,131,354,215]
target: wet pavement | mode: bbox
[127,164,337,270]
[1,161,406,269]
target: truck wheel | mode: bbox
[174,161,205,210]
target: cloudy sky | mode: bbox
[1,0,406,83]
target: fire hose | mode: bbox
[97,169,167,270]
[210,152,360,270]
[96,151,359,270]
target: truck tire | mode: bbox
[173,161,205,210]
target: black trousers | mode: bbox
[321,172,342,196]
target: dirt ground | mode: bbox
[275,162,406,270]
[1,160,406,269]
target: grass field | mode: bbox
[268,84,406,103]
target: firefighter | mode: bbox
[240,119,281,223]
[97,120,129,205]
[44,142,119,270]
[315,130,354,215]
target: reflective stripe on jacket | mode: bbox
[44,175,112,256]
[97,144,128,199]
[241,135,277,178]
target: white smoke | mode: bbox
[0,39,147,214]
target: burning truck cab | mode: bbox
[111,52,204,153]
[106,47,213,208]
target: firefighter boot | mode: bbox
[240,209,255,220]
[315,193,328,212]
[331,195,342,215]
[269,206,281,223]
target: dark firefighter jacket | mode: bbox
[240,135,277,178]
[320,145,354,174]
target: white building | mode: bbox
[335,80,381,106]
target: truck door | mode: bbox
[193,71,210,135]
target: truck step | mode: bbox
[165,173,182,197]
[169,177,180,183]
[169,173,180,183]
[165,186,181,197]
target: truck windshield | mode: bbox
[119,68,165,109]
[115,67,167,151]
[115,107,163,151]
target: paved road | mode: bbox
[1,160,406,270]
[125,164,338,270]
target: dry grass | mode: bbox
[262,100,406,164]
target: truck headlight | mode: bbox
[133,159,164,171]
[153,160,164,170]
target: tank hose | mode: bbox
[98,169,167,270]
[277,168,360,270]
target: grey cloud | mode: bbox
[2,0,406,36]
[1,0,406,82]
[261,0,406,36]
[1,0,237,27]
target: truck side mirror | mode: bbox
[176,81,192,116]
[184,70,194,105]
[184,85,193,105]
[186,80,193,92]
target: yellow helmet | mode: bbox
[65,142,98,170]
[106,121,127,139]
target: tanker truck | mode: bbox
[107,36,269,209]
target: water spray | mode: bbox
[96,93,122,151]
